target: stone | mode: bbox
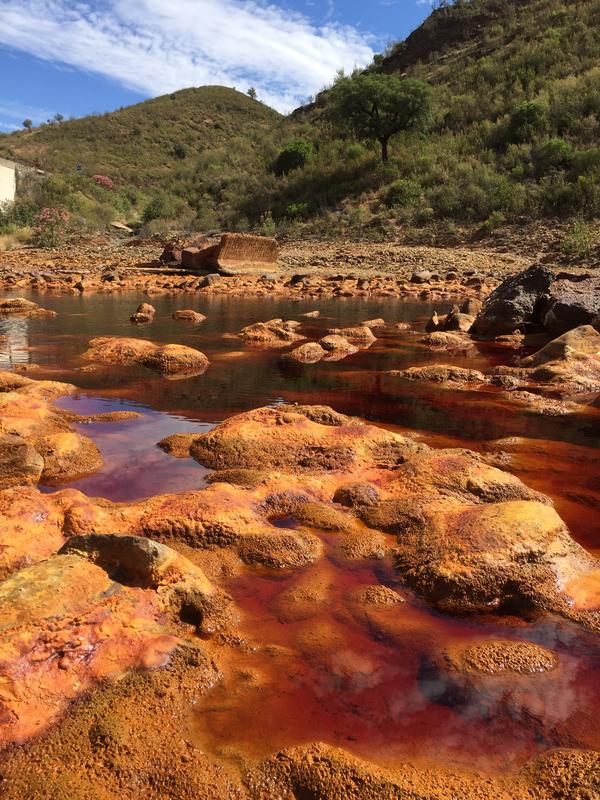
[36,432,103,485]
[239,319,305,347]
[0,553,178,745]
[82,337,209,377]
[495,325,600,395]
[213,233,279,274]
[0,297,56,317]
[181,244,219,270]
[411,270,432,284]
[540,273,600,334]
[392,497,600,629]
[172,309,206,323]
[130,302,156,324]
[318,335,359,358]
[442,309,475,332]
[333,482,380,508]
[361,318,385,328]
[173,405,422,474]
[332,326,376,343]
[284,342,327,364]
[0,433,44,489]
[419,331,472,349]
[394,365,487,385]
[471,264,554,337]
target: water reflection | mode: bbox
[0,315,31,368]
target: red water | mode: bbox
[2,290,599,773]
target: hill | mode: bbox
[0,86,285,233]
[1,86,281,184]
[261,0,600,244]
[1,0,599,250]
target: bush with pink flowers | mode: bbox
[91,174,115,191]
[32,207,70,248]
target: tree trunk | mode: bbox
[380,137,389,163]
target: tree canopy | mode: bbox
[328,73,433,162]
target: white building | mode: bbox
[0,157,17,205]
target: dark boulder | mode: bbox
[540,273,600,335]
[471,265,554,338]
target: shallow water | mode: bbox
[2,289,599,774]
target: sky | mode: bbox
[0,0,433,131]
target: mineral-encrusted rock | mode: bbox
[284,342,327,364]
[330,326,376,343]
[0,297,57,317]
[82,337,209,376]
[393,365,487,385]
[239,319,305,346]
[495,325,600,394]
[178,405,421,473]
[130,302,156,324]
[419,331,472,349]
[36,431,103,485]
[172,309,206,323]
[0,553,179,744]
[471,264,554,337]
[0,434,44,489]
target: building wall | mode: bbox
[0,159,17,205]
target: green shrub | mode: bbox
[286,201,310,219]
[385,179,422,208]
[561,219,598,257]
[507,101,549,143]
[533,138,573,175]
[142,193,185,223]
[259,211,276,236]
[273,140,313,176]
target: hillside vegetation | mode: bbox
[1,0,599,248]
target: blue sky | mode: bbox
[0,0,432,130]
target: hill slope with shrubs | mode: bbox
[1,0,599,247]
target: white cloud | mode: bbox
[0,0,375,112]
